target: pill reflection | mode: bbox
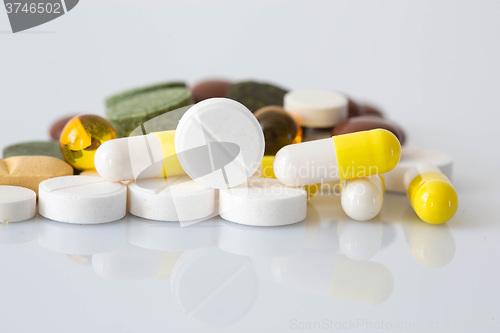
[127,214,220,251]
[402,209,456,269]
[338,219,383,261]
[92,244,171,280]
[171,248,258,327]
[271,252,394,305]
[37,216,126,255]
[218,219,305,257]
[0,219,36,245]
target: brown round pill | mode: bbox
[358,104,384,118]
[191,79,232,103]
[332,116,406,144]
[347,98,362,118]
[49,115,77,141]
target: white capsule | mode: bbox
[341,175,384,221]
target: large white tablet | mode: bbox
[175,98,265,189]
[38,176,127,224]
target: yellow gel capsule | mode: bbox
[407,170,458,224]
[60,115,116,171]
[273,129,401,186]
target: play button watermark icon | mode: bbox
[4,0,79,33]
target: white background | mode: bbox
[1,1,500,332]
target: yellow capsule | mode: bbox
[407,170,458,224]
[60,115,116,171]
[273,129,401,186]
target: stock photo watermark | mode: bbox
[3,0,79,33]
[288,317,498,331]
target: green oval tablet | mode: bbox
[3,141,64,160]
[225,81,288,113]
[106,82,194,138]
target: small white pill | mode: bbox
[341,175,384,221]
[0,185,36,223]
[127,176,216,222]
[284,89,348,128]
[38,175,127,224]
[175,98,265,189]
[383,147,453,193]
[219,178,307,227]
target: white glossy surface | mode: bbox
[1,0,500,331]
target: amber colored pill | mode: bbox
[191,80,232,103]
[332,116,406,144]
[49,115,77,141]
[254,106,302,155]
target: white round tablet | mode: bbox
[219,177,307,226]
[175,98,265,189]
[284,89,348,128]
[0,185,36,223]
[383,147,453,193]
[38,176,127,224]
[127,176,216,222]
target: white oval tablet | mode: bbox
[284,89,348,128]
[127,176,215,222]
[383,147,453,193]
[0,185,36,223]
[219,177,307,226]
[38,176,127,224]
[175,98,265,189]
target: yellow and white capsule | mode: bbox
[273,129,401,186]
[94,130,184,182]
[404,164,458,224]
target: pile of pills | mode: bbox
[0,79,458,226]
